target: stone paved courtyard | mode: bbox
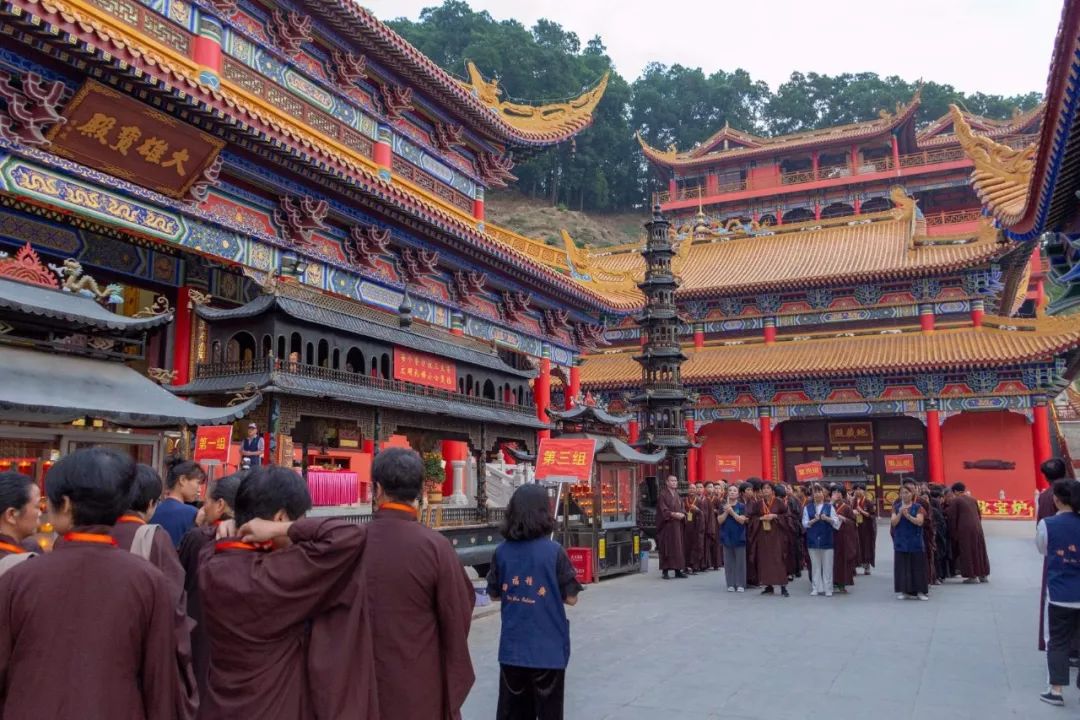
[463,520,1061,720]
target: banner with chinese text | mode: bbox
[884,453,915,474]
[48,81,224,199]
[715,455,741,473]
[393,347,456,391]
[794,461,824,482]
[194,426,232,464]
[535,438,596,482]
[828,422,874,444]
[977,498,1034,520]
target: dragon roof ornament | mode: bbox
[950,104,1038,225]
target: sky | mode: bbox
[363,0,1062,97]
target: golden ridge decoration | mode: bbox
[187,289,211,307]
[147,367,178,385]
[228,383,261,406]
[950,104,1037,223]
[134,295,173,318]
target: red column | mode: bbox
[811,150,820,179]
[920,304,935,333]
[504,386,512,403]
[172,286,193,386]
[191,14,223,82]
[763,317,777,345]
[686,419,698,484]
[853,197,862,215]
[760,412,773,481]
[374,126,392,173]
[1033,399,1053,490]
[705,173,719,197]
[971,299,984,328]
[566,362,581,409]
[472,192,485,222]
[536,347,551,439]
[850,145,859,174]
[693,324,704,351]
[771,424,783,483]
[628,419,639,445]
[667,177,677,200]
[441,440,468,495]
[814,202,821,221]
[775,208,783,226]
[891,134,901,171]
[926,406,944,485]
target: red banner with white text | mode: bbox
[393,347,456,391]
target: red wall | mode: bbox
[698,420,762,482]
[941,411,1034,499]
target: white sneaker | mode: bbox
[825,592,833,598]
[810,590,818,596]
[736,587,745,593]
[897,593,906,600]
[917,594,929,601]
[727,586,735,592]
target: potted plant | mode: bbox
[422,451,444,504]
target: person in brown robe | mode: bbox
[0,471,41,574]
[778,484,802,579]
[361,447,475,720]
[917,486,938,585]
[682,483,704,573]
[702,482,719,570]
[852,483,876,574]
[749,482,789,597]
[110,464,197,720]
[830,487,858,592]
[742,480,760,586]
[177,471,245,706]
[946,482,991,583]
[0,448,179,719]
[656,475,687,579]
[713,482,726,568]
[1038,458,1070,651]
[197,465,378,720]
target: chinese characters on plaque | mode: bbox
[794,461,824,482]
[534,438,596,482]
[883,453,915,474]
[827,422,874,444]
[47,81,225,199]
[714,455,741,473]
[193,426,232,464]
[392,347,457,391]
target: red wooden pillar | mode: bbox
[759,411,773,481]
[775,208,784,226]
[172,286,193,386]
[763,317,777,345]
[891,134,901,171]
[536,346,551,439]
[850,144,859,174]
[771,424,783,483]
[374,126,392,175]
[705,173,719,197]
[685,419,698,484]
[919,304,935,333]
[191,14,223,85]
[814,202,821,221]
[693,324,704,351]
[628,419,639,445]
[1033,398,1053,490]
[566,361,581,409]
[811,150,820,180]
[472,189,485,222]
[853,197,862,215]
[667,177,677,200]
[441,440,468,496]
[926,405,944,485]
[971,299,984,328]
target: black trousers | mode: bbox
[894,551,928,595]
[497,664,566,720]
[1048,604,1080,687]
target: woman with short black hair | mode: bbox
[488,483,583,720]
[0,471,40,572]
[892,481,929,601]
[151,456,206,547]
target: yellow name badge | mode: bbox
[762,519,772,532]
[687,512,693,523]
[633,535,640,555]
[598,538,606,560]
[856,514,864,525]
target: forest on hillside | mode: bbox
[388,1,1043,213]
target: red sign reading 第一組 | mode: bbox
[884,453,915,474]
[715,455,741,473]
[393,347,456,391]
[193,425,232,464]
[794,461,824,482]
[535,438,596,482]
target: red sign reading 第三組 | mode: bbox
[393,347,456,391]
[715,455,741,473]
[535,438,596,482]
[884,453,915,474]
[794,461,824,482]
[194,425,232,463]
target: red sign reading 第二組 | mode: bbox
[884,453,915,474]
[535,438,596,482]
[794,461,824,482]
[715,455,741,473]
[194,425,232,463]
[393,347,456,391]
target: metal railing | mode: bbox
[924,208,983,227]
[194,358,535,415]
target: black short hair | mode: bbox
[1042,458,1069,482]
[233,465,311,527]
[372,447,424,503]
[737,482,750,492]
[209,471,246,515]
[746,477,763,491]
[1053,479,1080,514]
[0,471,35,515]
[129,464,163,513]
[950,482,966,493]
[501,483,554,541]
[165,457,205,490]
[774,484,788,498]
[46,448,135,526]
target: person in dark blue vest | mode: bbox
[239,423,264,469]
[488,483,583,720]
[718,483,748,592]
[1036,478,1080,706]
[802,483,841,597]
[891,480,929,601]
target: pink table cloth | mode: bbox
[307,470,359,506]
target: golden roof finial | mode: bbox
[949,104,1036,223]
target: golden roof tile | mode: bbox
[579,314,1080,388]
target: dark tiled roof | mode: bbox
[0,278,172,332]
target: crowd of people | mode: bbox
[0,446,582,719]
[655,474,991,600]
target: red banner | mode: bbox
[715,455,741,473]
[977,498,1034,520]
[194,426,232,464]
[794,461,824,482]
[393,347,456,391]
[535,438,596,482]
[884,453,915,474]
